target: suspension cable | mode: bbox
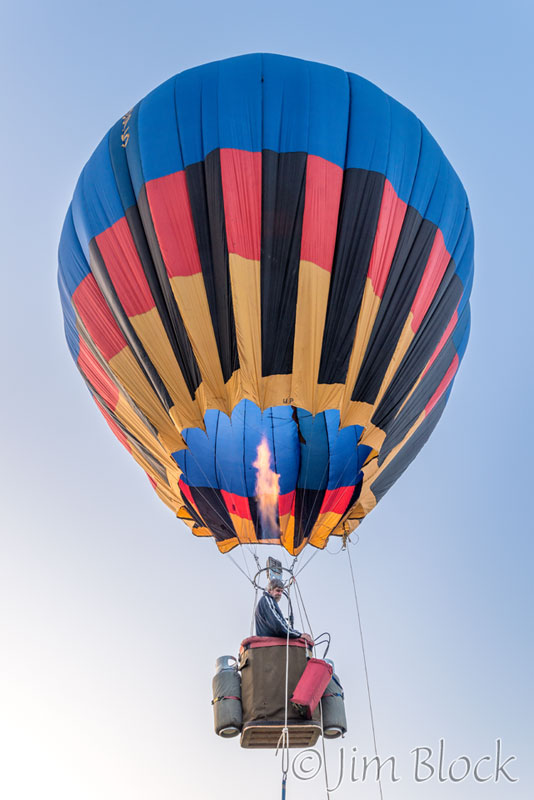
[252,549,262,574]
[240,544,255,582]
[226,552,254,585]
[291,578,314,638]
[293,547,319,577]
[346,545,384,800]
[249,585,259,637]
[292,579,305,632]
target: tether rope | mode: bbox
[276,580,292,798]
[346,544,384,800]
[318,698,332,800]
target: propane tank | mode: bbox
[321,659,347,738]
[291,658,333,718]
[212,656,242,738]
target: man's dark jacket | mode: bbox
[255,591,302,638]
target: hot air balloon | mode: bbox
[58,54,473,557]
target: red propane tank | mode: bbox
[290,658,333,719]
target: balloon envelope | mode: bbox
[58,54,473,554]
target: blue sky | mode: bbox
[1,1,532,798]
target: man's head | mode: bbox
[267,577,284,602]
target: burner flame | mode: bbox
[253,437,280,535]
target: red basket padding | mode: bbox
[240,635,309,652]
[290,659,333,718]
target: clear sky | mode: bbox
[1,1,532,798]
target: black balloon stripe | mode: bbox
[294,488,326,548]
[108,118,202,399]
[261,150,307,377]
[352,209,437,403]
[378,337,459,465]
[190,486,238,542]
[370,393,449,503]
[134,189,202,397]
[88,239,174,412]
[372,271,463,432]
[185,150,239,383]
[319,168,385,385]
[84,381,170,485]
[75,310,161,441]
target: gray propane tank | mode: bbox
[212,655,242,738]
[321,659,347,738]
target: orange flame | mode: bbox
[253,437,280,535]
